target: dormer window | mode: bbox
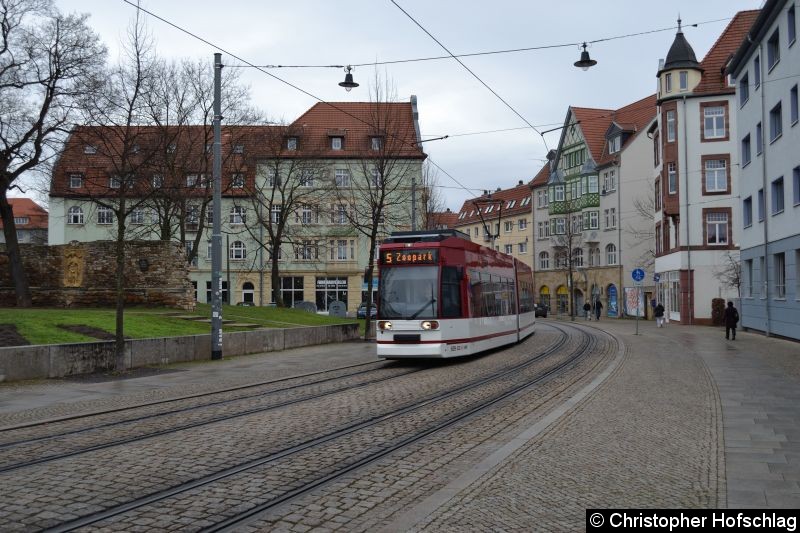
[331,137,343,150]
[287,137,297,151]
[679,71,688,90]
[84,145,97,155]
[69,173,83,188]
[608,135,621,154]
[232,144,244,154]
[371,137,382,151]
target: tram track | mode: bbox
[43,323,593,533]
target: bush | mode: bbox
[711,298,725,326]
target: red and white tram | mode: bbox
[376,229,535,359]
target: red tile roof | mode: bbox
[569,107,614,162]
[428,209,458,229]
[694,10,760,95]
[1,198,48,230]
[530,163,550,188]
[597,94,657,166]
[454,181,532,226]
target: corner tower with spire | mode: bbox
[656,18,704,102]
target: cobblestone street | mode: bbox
[1,319,799,531]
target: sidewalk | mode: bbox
[561,315,800,508]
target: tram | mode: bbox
[376,229,535,359]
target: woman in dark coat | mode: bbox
[723,301,739,340]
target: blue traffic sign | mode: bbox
[632,268,645,282]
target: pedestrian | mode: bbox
[594,300,603,320]
[723,301,739,340]
[583,302,591,320]
[654,302,665,328]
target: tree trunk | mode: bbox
[0,191,32,307]
[270,251,282,307]
[114,200,127,371]
[364,228,379,341]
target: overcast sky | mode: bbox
[49,0,761,211]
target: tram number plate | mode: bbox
[450,344,468,352]
[394,334,421,343]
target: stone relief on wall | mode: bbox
[63,245,85,287]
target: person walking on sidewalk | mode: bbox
[583,302,591,320]
[594,300,603,321]
[654,302,665,328]
[723,301,739,340]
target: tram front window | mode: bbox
[379,266,439,319]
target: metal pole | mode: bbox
[226,233,231,305]
[635,285,640,335]
[211,53,223,360]
[411,177,416,231]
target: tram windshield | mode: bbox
[378,266,439,319]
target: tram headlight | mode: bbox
[421,320,439,330]
[378,321,393,330]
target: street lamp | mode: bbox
[574,43,597,71]
[338,66,359,91]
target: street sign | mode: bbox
[654,273,661,283]
[632,268,645,282]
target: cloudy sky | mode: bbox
[51,0,761,211]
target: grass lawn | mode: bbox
[0,304,359,346]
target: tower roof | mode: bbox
[660,20,701,73]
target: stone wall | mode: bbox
[0,240,194,310]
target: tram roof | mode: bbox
[383,229,471,244]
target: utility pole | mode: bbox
[211,53,223,360]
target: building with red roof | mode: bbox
[48,98,426,312]
[0,198,48,245]
[652,12,759,325]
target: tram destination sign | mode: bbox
[380,249,439,265]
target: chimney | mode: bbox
[495,187,501,192]
[518,180,523,185]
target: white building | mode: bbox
[727,0,800,339]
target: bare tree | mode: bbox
[419,161,445,229]
[336,73,424,337]
[551,211,583,319]
[244,124,328,307]
[0,0,105,306]
[714,250,742,298]
[626,181,656,271]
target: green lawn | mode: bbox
[0,305,359,346]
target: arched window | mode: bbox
[573,247,583,267]
[539,251,550,269]
[229,240,247,260]
[606,243,617,265]
[242,281,254,304]
[556,285,569,314]
[539,286,551,310]
[68,206,84,224]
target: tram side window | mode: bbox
[441,266,462,318]
[469,269,484,317]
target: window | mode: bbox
[666,110,676,142]
[518,218,527,230]
[281,277,304,308]
[668,162,677,194]
[332,204,347,224]
[13,217,28,225]
[68,206,83,224]
[774,252,786,298]
[791,85,798,125]
[588,175,598,194]
[706,212,728,245]
[97,206,113,225]
[653,132,660,166]
[518,242,527,254]
[770,102,783,142]
[554,218,565,234]
[767,29,780,70]
[84,145,97,154]
[265,169,280,188]
[233,144,244,154]
[295,241,318,261]
[229,206,246,224]
[333,240,348,261]
[704,159,727,193]
[186,174,199,188]
[334,169,350,187]
[754,55,761,88]
[504,244,513,254]
[743,196,753,227]
[794,167,800,205]
[608,136,621,154]
[539,251,550,269]
[297,204,316,225]
[371,168,382,187]
[270,205,281,224]
[166,143,176,154]
[573,248,583,267]
[655,179,662,211]
[606,243,617,265]
[287,137,297,150]
[742,134,752,167]
[371,137,382,151]
[204,144,212,154]
[610,208,616,228]
[229,241,246,260]
[756,122,763,154]
[504,221,513,233]
[109,176,121,189]
[739,73,750,106]
[537,221,546,239]
[554,185,564,201]
[130,209,146,225]
[772,177,785,214]
[703,106,726,139]
[665,72,672,93]
[758,188,765,221]
[152,175,163,188]
[589,211,599,229]
[789,5,796,45]
[745,259,753,297]
[677,70,688,90]
[331,137,343,150]
[300,170,314,187]
[231,173,245,189]
[655,224,662,255]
